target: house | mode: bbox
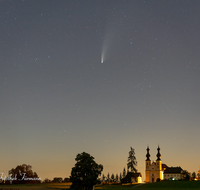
[145,146,167,183]
[164,167,183,180]
[130,172,142,183]
[122,172,143,184]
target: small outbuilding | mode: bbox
[130,172,143,183]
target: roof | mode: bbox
[130,172,142,178]
[162,164,168,170]
[164,167,183,174]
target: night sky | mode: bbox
[1,0,200,180]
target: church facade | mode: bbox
[145,146,166,183]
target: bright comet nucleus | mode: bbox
[101,53,104,63]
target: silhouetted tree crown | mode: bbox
[192,172,196,180]
[115,174,119,182]
[107,173,110,182]
[101,174,105,182]
[119,173,122,182]
[182,170,190,181]
[70,152,103,190]
[123,167,126,178]
[9,164,40,184]
[127,147,137,173]
[111,174,115,182]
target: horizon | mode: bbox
[1,145,199,181]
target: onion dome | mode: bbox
[156,145,161,161]
[146,146,151,161]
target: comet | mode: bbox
[101,46,105,63]
[101,56,104,63]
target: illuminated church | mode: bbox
[145,146,167,183]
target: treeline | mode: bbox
[43,177,70,183]
[100,167,132,183]
[100,147,138,184]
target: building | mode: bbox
[130,172,142,183]
[122,172,143,184]
[164,167,183,180]
[145,146,167,183]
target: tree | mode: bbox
[63,178,70,182]
[192,172,196,180]
[121,171,133,184]
[53,177,63,183]
[123,167,126,178]
[9,164,40,184]
[127,147,137,173]
[107,173,110,182]
[70,152,103,190]
[43,178,51,183]
[111,174,115,182]
[182,170,190,181]
[101,174,105,182]
[115,174,119,182]
[119,173,122,182]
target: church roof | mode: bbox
[162,164,168,170]
[151,161,156,165]
[164,167,183,174]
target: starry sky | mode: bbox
[1,0,200,180]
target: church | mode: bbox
[145,146,167,183]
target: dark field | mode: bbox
[1,181,200,190]
[96,181,200,190]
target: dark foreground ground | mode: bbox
[1,181,200,190]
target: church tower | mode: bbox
[145,145,164,183]
[145,146,151,183]
[156,146,163,180]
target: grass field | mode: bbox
[135,180,200,190]
[96,181,200,190]
[95,184,139,190]
[0,181,200,190]
[0,182,71,190]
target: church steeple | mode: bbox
[146,146,151,161]
[156,145,161,161]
